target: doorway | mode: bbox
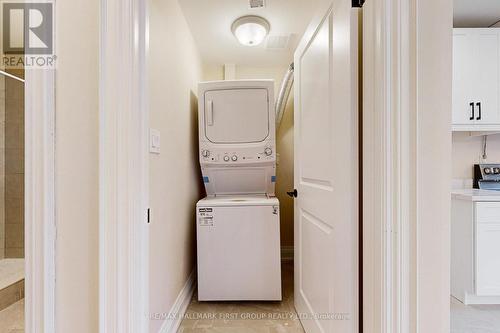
[100,0,456,332]
[145,0,360,332]
[0,68,25,331]
[450,1,500,332]
[0,16,56,332]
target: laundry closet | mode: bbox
[147,1,360,332]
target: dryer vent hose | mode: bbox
[275,63,294,131]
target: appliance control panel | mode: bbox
[200,145,275,165]
[476,164,500,178]
[474,164,500,189]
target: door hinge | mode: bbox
[352,0,364,7]
[147,208,150,223]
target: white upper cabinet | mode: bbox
[453,29,500,131]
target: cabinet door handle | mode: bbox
[470,102,475,120]
[476,102,481,120]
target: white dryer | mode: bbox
[198,80,276,196]
[196,195,282,301]
[196,80,281,301]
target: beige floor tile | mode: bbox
[179,263,304,333]
[0,299,24,333]
[0,259,24,290]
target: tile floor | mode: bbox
[0,259,23,291]
[1,264,499,333]
[0,299,23,333]
[178,262,304,333]
[0,259,24,332]
[179,263,500,333]
[451,296,500,333]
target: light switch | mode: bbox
[150,128,160,154]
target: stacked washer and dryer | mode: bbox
[196,80,282,301]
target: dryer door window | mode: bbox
[204,88,269,143]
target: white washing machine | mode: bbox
[196,80,281,301]
[196,195,282,301]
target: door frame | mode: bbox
[24,61,56,332]
[95,0,452,332]
[99,0,150,332]
[362,0,452,332]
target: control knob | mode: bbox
[264,147,272,156]
[232,155,238,161]
[201,150,210,158]
[223,155,230,162]
[485,167,492,175]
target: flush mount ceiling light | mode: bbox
[231,16,270,46]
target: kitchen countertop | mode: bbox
[452,189,500,201]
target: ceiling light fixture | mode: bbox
[231,16,270,47]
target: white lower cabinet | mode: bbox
[476,222,500,296]
[452,199,500,304]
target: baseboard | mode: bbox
[465,293,500,305]
[158,270,196,333]
[281,246,294,262]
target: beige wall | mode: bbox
[276,92,294,247]
[0,76,4,259]
[203,64,295,247]
[148,0,203,331]
[452,133,500,182]
[55,0,99,331]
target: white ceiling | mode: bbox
[179,0,320,67]
[454,0,500,27]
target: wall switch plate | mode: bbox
[150,128,160,154]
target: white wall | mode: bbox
[55,0,99,331]
[416,0,452,331]
[148,0,203,331]
[453,133,500,182]
[203,64,295,247]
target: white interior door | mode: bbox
[294,1,359,333]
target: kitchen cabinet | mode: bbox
[451,191,500,304]
[453,29,500,131]
[476,223,500,296]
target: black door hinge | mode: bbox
[147,208,150,223]
[352,0,364,7]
